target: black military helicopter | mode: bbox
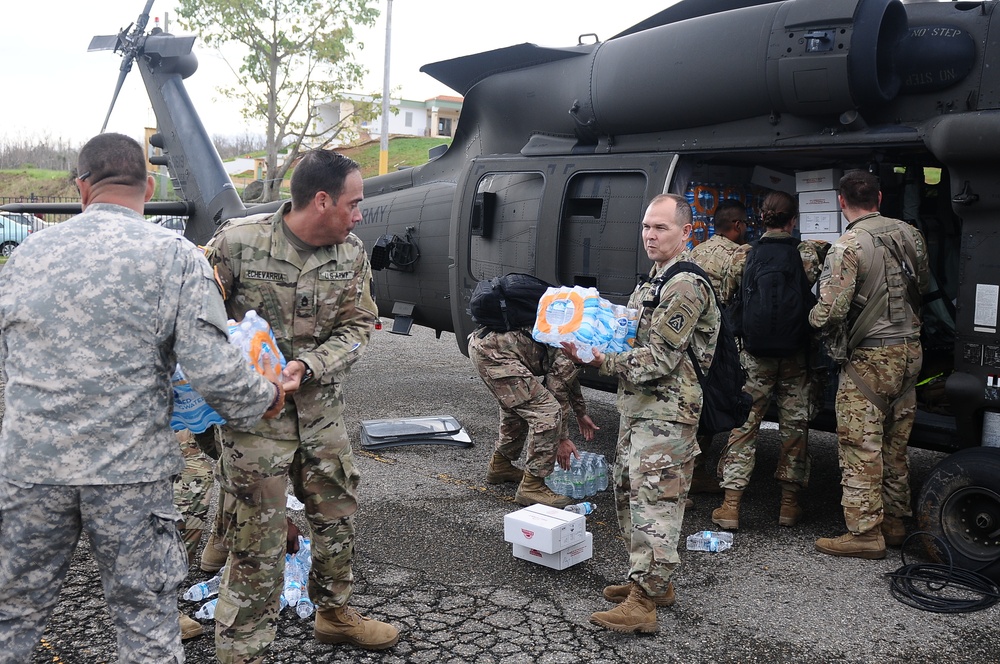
[5,0,1000,578]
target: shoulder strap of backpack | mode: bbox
[644,261,718,384]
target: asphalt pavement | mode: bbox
[8,323,1000,663]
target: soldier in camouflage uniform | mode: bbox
[688,198,748,495]
[204,150,398,663]
[711,191,829,531]
[566,194,719,634]
[469,327,598,508]
[809,170,929,559]
[0,133,282,663]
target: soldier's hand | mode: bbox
[557,438,579,470]
[280,359,308,395]
[577,414,599,442]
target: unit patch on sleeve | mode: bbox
[667,312,686,333]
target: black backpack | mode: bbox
[469,273,552,332]
[729,236,816,358]
[651,262,752,437]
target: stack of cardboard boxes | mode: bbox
[503,504,593,570]
[796,168,843,243]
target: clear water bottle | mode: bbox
[195,598,218,621]
[685,530,734,552]
[296,596,316,619]
[283,553,302,606]
[570,460,586,499]
[583,454,597,497]
[564,501,596,515]
[545,462,562,492]
[595,454,609,491]
[183,568,224,602]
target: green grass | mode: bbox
[347,137,452,178]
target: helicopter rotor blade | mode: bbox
[100,64,133,134]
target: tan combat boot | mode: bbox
[514,472,572,508]
[179,612,204,640]
[881,515,906,547]
[314,605,400,650]
[200,532,229,573]
[815,530,886,559]
[590,582,658,633]
[711,489,743,530]
[778,489,803,527]
[603,580,675,607]
[485,451,524,484]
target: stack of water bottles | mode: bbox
[185,536,315,622]
[546,452,609,499]
[532,286,638,363]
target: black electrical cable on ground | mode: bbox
[884,531,1000,613]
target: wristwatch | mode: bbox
[298,359,314,384]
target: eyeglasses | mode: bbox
[77,171,91,182]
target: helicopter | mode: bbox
[4,0,1000,578]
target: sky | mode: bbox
[2,0,670,146]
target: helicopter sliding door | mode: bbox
[557,171,650,301]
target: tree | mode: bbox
[177,0,380,202]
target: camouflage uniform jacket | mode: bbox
[469,328,587,438]
[728,230,828,295]
[599,251,719,423]
[205,202,377,441]
[0,203,275,485]
[689,233,741,304]
[809,213,929,338]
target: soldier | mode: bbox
[711,191,828,531]
[809,169,929,559]
[564,194,719,633]
[0,133,282,663]
[688,198,748,494]
[204,149,398,663]
[469,324,598,508]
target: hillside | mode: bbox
[0,137,452,200]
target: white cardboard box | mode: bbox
[503,504,587,554]
[800,211,842,234]
[513,531,593,570]
[795,168,843,192]
[799,190,841,213]
[751,166,795,194]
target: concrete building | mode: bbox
[314,93,463,145]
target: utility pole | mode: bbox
[378,0,393,175]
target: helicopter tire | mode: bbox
[916,446,1000,582]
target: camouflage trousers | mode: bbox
[173,430,214,563]
[718,350,811,491]
[0,478,187,663]
[613,417,697,599]
[495,393,562,478]
[214,415,359,664]
[836,340,922,534]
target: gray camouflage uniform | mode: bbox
[716,232,827,493]
[204,202,377,663]
[809,213,929,535]
[468,328,587,476]
[0,204,275,663]
[599,252,719,598]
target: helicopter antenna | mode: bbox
[89,0,157,133]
